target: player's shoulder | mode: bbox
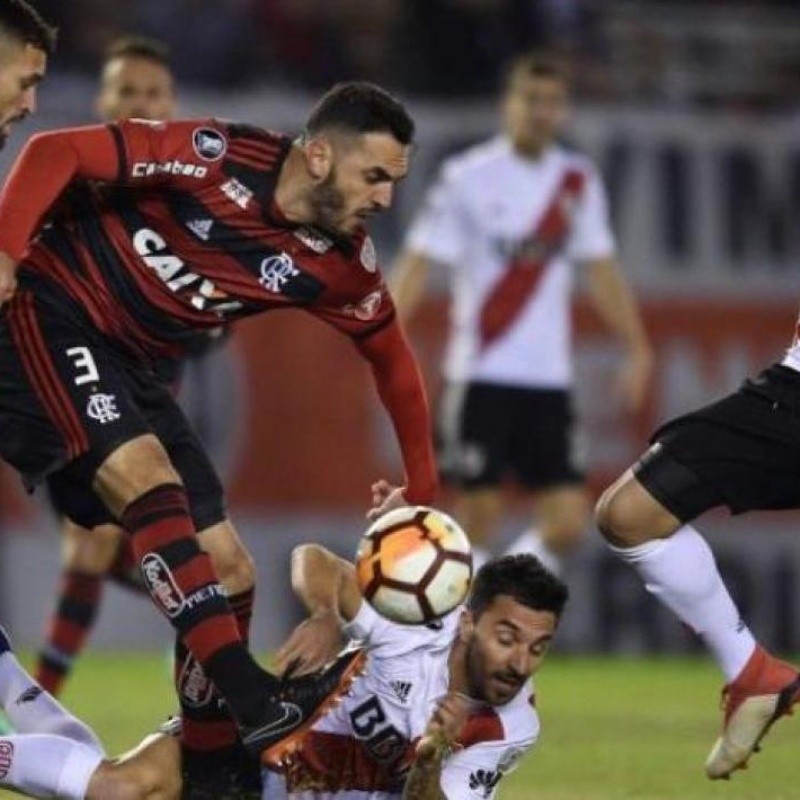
[439,136,513,183]
[215,120,292,172]
[458,689,540,750]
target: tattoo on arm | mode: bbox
[402,752,447,800]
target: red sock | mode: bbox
[121,484,270,723]
[35,570,103,695]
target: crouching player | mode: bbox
[263,548,569,799]
[0,627,179,800]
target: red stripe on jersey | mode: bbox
[456,707,505,749]
[287,730,415,793]
[225,153,273,172]
[8,292,88,460]
[229,140,281,162]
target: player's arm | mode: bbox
[584,255,653,412]
[402,692,473,800]
[275,543,362,675]
[389,249,432,324]
[0,119,222,266]
[355,316,439,515]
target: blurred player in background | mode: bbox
[34,34,245,704]
[263,549,568,799]
[391,53,652,573]
[0,80,436,788]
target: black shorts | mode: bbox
[0,289,225,531]
[437,381,585,490]
[635,364,800,522]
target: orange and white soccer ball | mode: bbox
[355,506,473,625]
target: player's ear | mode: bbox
[457,609,475,643]
[304,135,333,182]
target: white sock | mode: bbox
[0,733,104,800]
[0,652,104,754]
[609,524,756,681]
[505,528,563,576]
[472,545,491,573]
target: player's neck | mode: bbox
[273,143,318,225]
[510,138,552,161]
[447,639,471,696]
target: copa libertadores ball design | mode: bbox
[355,506,473,624]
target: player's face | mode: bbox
[462,595,557,705]
[309,132,410,234]
[0,41,46,150]
[503,74,568,155]
[96,56,175,122]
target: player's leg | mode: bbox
[438,382,512,566]
[35,492,123,695]
[132,381,362,767]
[507,485,588,575]
[595,367,800,778]
[86,732,182,800]
[505,388,588,572]
[0,293,361,759]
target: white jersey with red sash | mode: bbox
[405,137,615,389]
[262,602,539,800]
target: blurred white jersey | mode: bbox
[262,602,539,800]
[405,137,615,388]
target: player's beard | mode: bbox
[465,638,525,705]
[307,167,348,233]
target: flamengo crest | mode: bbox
[260,252,300,293]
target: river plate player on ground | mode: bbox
[0,81,438,770]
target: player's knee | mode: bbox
[199,520,256,594]
[66,523,123,573]
[595,478,651,546]
[546,513,588,553]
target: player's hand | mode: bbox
[367,479,407,521]
[616,346,653,413]
[275,607,343,676]
[0,251,17,307]
[416,692,472,761]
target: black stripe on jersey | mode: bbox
[164,190,326,305]
[219,130,290,206]
[73,193,202,345]
[108,124,128,183]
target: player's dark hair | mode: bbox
[104,35,171,69]
[305,81,415,145]
[505,51,569,90]
[468,554,569,619]
[0,0,56,56]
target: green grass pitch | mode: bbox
[2,653,797,799]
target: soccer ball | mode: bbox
[355,506,473,625]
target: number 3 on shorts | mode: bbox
[66,346,100,386]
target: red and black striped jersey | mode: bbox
[0,119,438,503]
[14,119,394,363]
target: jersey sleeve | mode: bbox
[110,118,229,188]
[405,163,471,266]
[0,119,230,261]
[567,163,616,262]
[439,736,536,800]
[343,600,460,658]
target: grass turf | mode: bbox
[2,653,797,799]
